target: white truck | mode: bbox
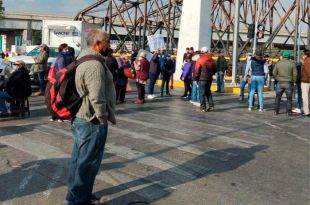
[42,20,101,52]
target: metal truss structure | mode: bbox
[75,0,309,56]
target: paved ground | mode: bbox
[0,84,309,205]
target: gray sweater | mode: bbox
[75,48,116,124]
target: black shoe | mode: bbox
[0,112,9,117]
[181,95,187,98]
[165,93,171,97]
[207,107,214,112]
[91,194,101,202]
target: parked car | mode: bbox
[8,46,59,74]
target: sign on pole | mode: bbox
[147,34,165,52]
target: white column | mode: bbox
[175,0,212,79]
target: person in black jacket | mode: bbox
[147,50,161,99]
[0,60,32,117]
[104,48,118,83]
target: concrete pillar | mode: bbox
[22,20,32,45]
[175,0,212,79]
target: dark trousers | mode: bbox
[136,82,145,100]
[160,73,171,94]
[199,80,214,110]
[115,84,127,102]
[274,81,293,113]
[148,72,158,94]
[66,117,108,205]
[36,71,46,92]
[295,82,302,109]
[183,79,192,96]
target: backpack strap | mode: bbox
[76,55,108,73]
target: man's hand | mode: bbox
[99,118,108,125]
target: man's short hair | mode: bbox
[87,29,109,47]
[189,47,194,51]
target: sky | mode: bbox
[3,0,97,16]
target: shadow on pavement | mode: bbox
[96,145,268,205]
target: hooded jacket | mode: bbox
[250,57,266,76]
[194,53,216,81]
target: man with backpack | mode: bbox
[65,29,116,205]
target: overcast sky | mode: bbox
[3,0,96,16]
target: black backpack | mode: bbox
[45,55,107,120]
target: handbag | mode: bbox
[123,67,133,79]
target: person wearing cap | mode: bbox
[33,44,49,96]
[300,50,310,116]
[216,50,228,93]
[273,51,297,115]
[248,49,267,112]
[0,60,32,117]
[134,52,150,104]
[183,47,190,62]
[194,46,216,112]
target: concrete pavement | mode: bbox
[0,87,309,205]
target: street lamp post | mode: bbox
[232,0,241,84]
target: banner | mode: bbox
[147,34,165,52]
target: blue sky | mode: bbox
[3,0,97,16]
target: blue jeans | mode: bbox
[36,71,46,92]
[216,72,224,93]
[0,91,12,112]
[66,117,108,205]
[240,80,246,98]
[191,81,200,102]
[148,72,158,94]
[295,82,302,109]
[249,76,265,109]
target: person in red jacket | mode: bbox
[134,52,150,104]
[194,47,216,112]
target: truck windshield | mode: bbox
[26,47,58,58]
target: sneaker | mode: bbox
[49,118,56,122]
[292,108,301,114]
[196,108,206,113]
[57,119,63,122]
[259,108,264,112]
[207,107,214,111]
[192,102,200,107]
[34,91,44,96]
[152,94,157,98]
[248,107,252,111]
[147,94,154,100]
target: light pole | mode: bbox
[231,0,241,84]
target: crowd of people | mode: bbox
[0,29,309,204]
